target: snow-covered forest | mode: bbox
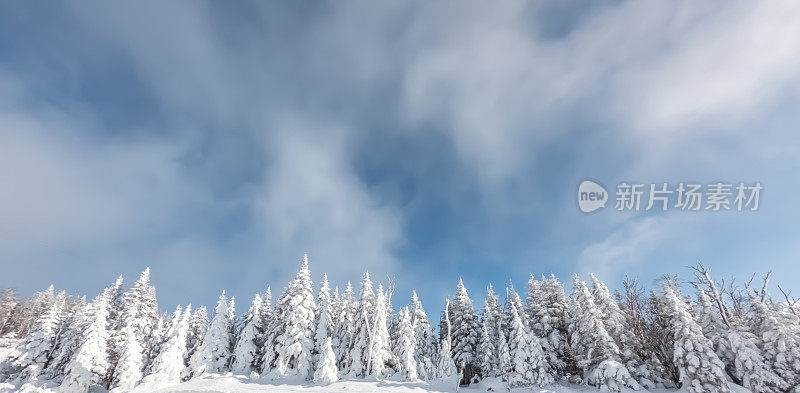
[1,254,798,393]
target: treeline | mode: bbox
[1,255,799,393]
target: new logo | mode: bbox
[578,180,608,213]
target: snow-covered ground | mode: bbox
[0,347,753,393]
[0,374,754,393]
[147,376,618,393]
[0,338,17,362]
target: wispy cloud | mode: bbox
[1,0,799,306]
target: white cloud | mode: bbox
[577,215,700,280]
[0,102,194,260]
[252,117,404,286]
[397,1,800,181]
[615,1,800,133]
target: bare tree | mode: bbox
[778,285,798,316]
[0,288,17,336]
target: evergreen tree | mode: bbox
[111,324,144,392]
[528,274,574,378]
[367,284,391,377]
[313,337,338,385]
[10,291,62,379]
[436,299,456,380]
[333,282,355,373]
[496,319,511,378]
[591,274,654,386]
[42,291,71,380]
[141,306,190,388]
[448,279,479,382]
[184,305,208,380]
[506,301,552,387]
[258,287,275,374]
[20,285,56,338]
[59,290,112,393]
[569,276,639,391]
[111,268,159,388]
[694,288,735,373]
[349,272,375,376]
[102,276,124,373]
[727,329,788,393]
[409,290,435,380]
[663,284,730,393]
[44,302,85,382]
[314,274,334,361]
[750,293,800,390]
[331,286,341,331]
[692,284,780,392]
[476,319,495,380]
[394,307,418,381]
[477,285,502,378]
[644,288,679,385]
[0,289,18,338]
[227,296,238,367]
[231,294,263,374]
[505,284,527,329]
[189,291,235,376]
[270,253,316,379]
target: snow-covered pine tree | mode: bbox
[0,289,17,339]
[436,299,456,381]
[331,286,341,330]
[111,268,159,388]
[101,276,124,372]
[111,324,144,392]
[526,275,555,372]
[41,290,68,373]
[528,274,573,378]
[477,285,502,378]
[270,253,316,379]
[695,284,764,393]
[505,283,527,329]
[313,337,338,385]
[496,318,511,379]
[367,284,391,377]
[349,272,375,377]
[644,288,679,385]
[31,290,85,381]
[59,289,113,393]
[727,329,789,393]
[591,274,654,387]
[506,300,552,387]
[409,290,435,380]
[475,318,495,381]
[184,305,208,380]
[394,307,417,381]
[332,282,354,373]
[231,294,263,374]
[44,302,85,382]
[663,284,730,393]
[314,274,334,362]
[749,293,800,390]
[188,291,234,377]
[140,305,190,388]
[448,279,479,383]
[569,276,639,391]
[9,289,62,380]
[18,285,56,339]
[227,295,238,368]
[387,291,401,372]
[258,287,275,374]
[695,289,732,354]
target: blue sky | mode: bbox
[1,1,799,312]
